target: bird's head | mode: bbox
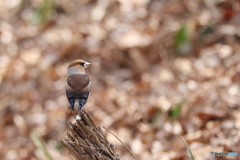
[68,59,91,75]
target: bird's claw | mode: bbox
[79,108,87,115]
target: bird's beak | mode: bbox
[84,62,91,68]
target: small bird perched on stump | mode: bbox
[65,59,91,119]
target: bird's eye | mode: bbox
[79,62,85,66]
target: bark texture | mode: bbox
[61,114,120,160]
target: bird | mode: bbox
[65,59,91,118]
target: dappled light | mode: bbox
[0,0,240,160]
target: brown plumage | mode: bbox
[67,74,90,93]
[66,60,91,115]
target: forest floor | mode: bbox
[0,0,240,160]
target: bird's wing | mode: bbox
[67,74,90,94]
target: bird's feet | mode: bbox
[80,108,87,114]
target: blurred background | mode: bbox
[1,0,240,160]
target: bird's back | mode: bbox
[66,74,90,95]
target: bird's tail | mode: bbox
[73,99,81,120]
[74,99,80,112]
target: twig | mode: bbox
[61,113,120,160]
[103,126,138,160]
